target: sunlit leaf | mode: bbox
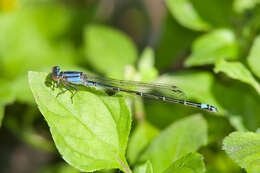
[134,161,153,173]
[163,153,206,173]
[214,59,260,95]
[0,10,76,103]
[0,9,75,79]
[138,115,207,173]
[165,0,211,31]
[223,132,260,173]
[185,29,238,67]
[84,24,137,78]
[233,0,259,13]
[127,121,159,165]
[248,35,260,79]
[29,71,132,173]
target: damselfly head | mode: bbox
[51,66,61,80]
[52,66,61,75]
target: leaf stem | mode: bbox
[116,156,132,173]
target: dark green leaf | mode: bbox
[155,14,198,70]
[163,153,206,173]
[0,105,4,127]
[138,115,207,173]
[37,163,81,173]
[29,71,132,173]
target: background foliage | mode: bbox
[1,0,260,173]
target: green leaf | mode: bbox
[137,47,158,82]
[0,10,76,103]
[84,24,138,78]
[134,161,153,173]
[23,5,72,39]
[163,153,206,173]
[248,35,260,79]
[127,121,159,165]
[28,71,132,173]
[212,80,260,130]
[138,115,207,173]
[214,59,260,95]
[190,0,233,28]
[155,14,198,70]
[0,11,76,80]
[233,0,260,13]
[165,0,211,31]
[223,132,260,173]
[185,29,238,67]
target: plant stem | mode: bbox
[116,156,132,173]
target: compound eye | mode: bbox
[52,66,61,76]
[55,66,60,71]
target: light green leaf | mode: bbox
[0,10,76,103]
[138,115,207,173]
[28,71,132,173]
[233,0,260,13]
[127,121,159,165]
[248,35,260,79]
[223,132,260,173]
[214,59,260,95]
[0,11,75,80]
[185,29,238,67]
[163,153,206,173]
[84,24,137,78]
[22,5,71,39]
[137,47,158,82]
[165,0,211,31]
[134,161,153,173]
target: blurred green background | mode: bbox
[1,0,260,172]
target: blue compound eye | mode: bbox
[55,66,60,71]
[52,66,61,76]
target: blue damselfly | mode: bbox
[50,66,218,112]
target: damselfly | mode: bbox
[50,66,218,112]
